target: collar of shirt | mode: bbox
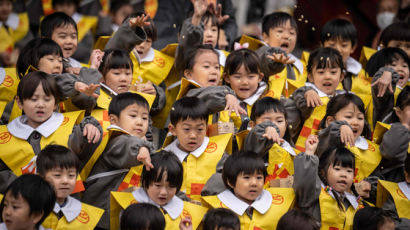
[68,58,82,68]
[0,13,19,30]
[111,24,119,33]
[132,187,184,220]
[321,183,359,209]
[71,12,82,24]
[243,82,267,106]
[0,223,50,230]
[217,189,272,216]
[355,136,368,150]
[216,49,227,67]
[281,140,296,156]
[0,68,5,85]
[346,57,362,76]
[107,124,131,135]
[53,196,82,222]
[398,181,410,200]
[140,48,155,63]
[288,53,304,75]
[305,82,329,97]
[164,136,210,162]
[7,113,64,140]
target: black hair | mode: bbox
[222,151,267,191]
[0,174,56,228]
[392,86,410,123]
[40,12,78,38]
[262,12,298,36]
[52,0,79,8]
[170,96,209,126]
[276,210,320,230]
[201,11,219,47]
[184,44,219,71]
[405,154,410,175]
[99,49,133,78]
[223,48,262,77]
[17,71,61,104]
[365,47,410,77]
[110,0,131,14]
[120,203,165,230]
[319,93,371,139]
[307,47,345,75]
[320,18,358,47]
[125,12,157,41]
[379,22,410,48]
[108,92,149,117]
[141,150,183,192]
[16,38,63,79]
[37,144,80,176]
[202,208,240,230]
[353,206,395,230]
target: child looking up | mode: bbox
[37,145,104,230]
[0,174,56,230]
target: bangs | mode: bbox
[99,49,133,77]
[366,47,410,77]
[379,22,410,47]
[224,49,260,76]
[307,47,344,73]
[262,12,297,35]
[250,97,285,121]
[154,166,181,189]
[322,148,355,170]
[170,97,209,125]
[18,72,60,102]
[38,39,63,59]
[202,11,218,27]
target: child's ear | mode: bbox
[30,211,44,226]
[109,114,119,125]
[258,72,264,82]
[168,123,177,136]
[394,107,403,121]
[226,180,235,190]
[184,69,192,80]
[326,116,335,127]
[262,32,269,44]
[16,96,23,110]
[350,44,357,54]
[339,71,345,82]
[307,73,314,83]
[223,73,230,84]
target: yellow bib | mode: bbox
[131,50,175,85]
[266,144,299,183]
[266,73,305,99]
[96,90,155,110]
[0,13,29,52]
[238,35,265,51]
[42,0,54,15]
[347,140,382,183]
[202,188,295,230]
[372,122,410,153]
[0,68,18,103]
[377,180,410,219]
[42,202,104,230]
[76,16,98,42]
[110,191,208,230]
[359,46,377,68]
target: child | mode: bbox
[292,47,345,151]
[0,71,102,193]
[353,207,395,230]
[202,208,240,230]
[294,136,365,229]
[81,92,154,230]
[201,151,295,230]
[242,97,299,186]
[0,174,56,230]
[37,145,104,230]
[96,0,133,36]
[276,210,320,230]
[378,22,410,57]
[110,150,207,230]
[120,203,168,230]
[164,96,232,201]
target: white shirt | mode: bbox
[53,196,82,222]
[7,113,64,140]
[217,189,272,216]
[164,137,210,162]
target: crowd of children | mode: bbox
[0,0,409,229]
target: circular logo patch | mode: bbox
[61,117,70,126]
[368,144,375,152]
[0,132,12,144]
[76,210,90,224]
[182,210,192,219]
[154,57,165,68]
[271,194,284,205]
[130,199,138,205]
[397,188,406,199]
[2,75,14,87]
[205,142,217,153]
[264,90,275,98]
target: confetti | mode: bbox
[346,11,350,15]
[298,18,302,21]
[171,107,175,111]
[320,57,324,61]
[301,15,304,19]
[294,4,297,8]
[173,24,176,28]
[312,27,316,31]
[327,33,331,37]
[304,20,308,23]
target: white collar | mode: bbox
[186,79,202,87]
[398,182,410,200]
[7,113,64,140]
[305,82,329,97]
[216,49,227,67]
[0,223,49,230]
[243,82,267,106]
[346,57,362,75]
[321,183,359,209]
[111,24,119,33]
[132,188,184,220]
[355,136,368,150]
[139,48,155,63]
[164,136,210,162]
[281,140,296,156]
[0,68,5,85]
[68,58,82,68]
[0,13,19,30]
[107,124,131,135]
[71,12,82,24]
[100,82,118,96]
[288,53,304,75]
[217,189,272,215]
[53,196,82,222]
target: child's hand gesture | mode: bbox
[137,147,154,171]
[305,134,318,155]
[354,180,371,198]
[304,89,322,107]
[74,82,100,98]
[129,14,150,29]
[266,53,295,65]
[340,125,355,147]
[83,124,101,143]
[263,126,283,144]
[192,0,208,26]
[208,3,230,25]
[66,67,81,75]
[89,49,104,69]
[372,70,393,97]
[225,94,247,116]
[179,216,193,230]
[139,81,156,95]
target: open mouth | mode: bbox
[36,111,45,116]
[323,82,332,87]
[204,40,214,45]
[137,50,144,55]
[337,180,347,186]
[208,78,218,84]
[351,127,358,135]
[280,42,289,50]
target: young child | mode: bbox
[37,145,104,230]
[0,174,56,230]
[353,207,395,230]
[110,150,207,230]
[201,151,295,230]
[0,71,102,193]
[81,92,154,230]
[202,208,240,230]
[294,136,365,229]
[120,203,166,230]
[378,21,410,57]
[292,47,345,151]
[164,96,232,201]
[276,210,320,230]
[96,0,133,36]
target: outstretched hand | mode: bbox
[266,53,295,65]
[137,147,154,171]
[371,70,393,97]
[129,14,151,29]
[305,135,319,155]
[75,82,100,98]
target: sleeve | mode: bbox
[259,47,287,77]
[380,123,409,164]
[0,159,16,194]
[282,98,302,142]
[243,121,277,156]
[185,85,234,114]
[201,172,226,196]
[291,86,315,122]
[216,152,229,172]
[96,15,114,37]
[150,83,166,116]
[72,32,93,63]
[104,19,147,53]
[218,0,237,45]
[53,73,81,99]
[317,120,349,157]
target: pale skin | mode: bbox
[372,71,393,97]
[262,126,284,145]
[304,89,323,107]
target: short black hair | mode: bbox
[0,174,56,228]
[353,207,395,230]
[184,44,219,71]
[108,92,149,117]
[223,48,261,76]
[262,12,297,36]
[37,144,80,176]
[307,47,345,74]
[99,49,133,77]
[276,210,320,230]
[170,97,209,126]
[202,208,240,230]
[141,150,183,192]
[40,12,78,38]
[379,22,410,47]
[110,0,131,13]
[319,148,355,185]
[16,38,63,79]
[392,86,410,123]
[120,203,165,230]
[17,71,61,104]
[222,151,267,191]
[52,0,79,8]
[365,47,410,77]
[126,12,157,41]
[320,18,358,47]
